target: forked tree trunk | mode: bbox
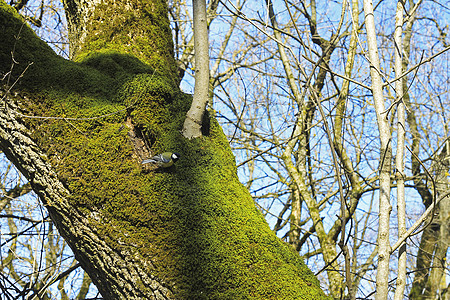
[0,1,326,299]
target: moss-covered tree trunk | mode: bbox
[0,1,327,298]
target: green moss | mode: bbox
[71,0,178,80]
[1,2,327,299]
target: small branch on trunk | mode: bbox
[182,0,210,139]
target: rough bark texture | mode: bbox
[0,1,327,299]
[0,93,174,299]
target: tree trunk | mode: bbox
[363,0,393,298]
[0,1,326,298]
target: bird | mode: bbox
[142,152,180,168]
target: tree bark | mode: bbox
[363,0,393,299]
[0,1,326,298]
[393,1,406,299]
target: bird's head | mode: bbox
[171,152,180,162]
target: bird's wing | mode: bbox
[142,153,171,164]
[141,158,155,164]
[158,154,171,163]
[142,155,161,164]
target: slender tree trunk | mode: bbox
[393,1,406,299]
[363,0,393,299]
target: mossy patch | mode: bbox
[66,0,178,79]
